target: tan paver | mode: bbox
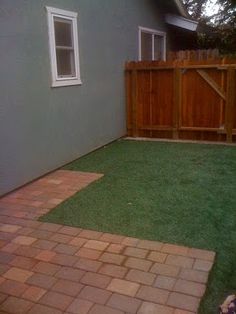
[0,169,215,314]
[1,296,34,313]
[84,240,109,251]
[0,224,22,233]
[154,275,176,290]
[79,286,111,305]
[188,248,215,261]
[0,279,28,296]
[22,286,47,302]
[166,255,194,269]
[75,258,102,272]
[193,259,214,272]
[79,230,103,240]
[136,285,170,304]
[125,257,152,272]
[99,264,128,279]
[58,225,81,237]
[76,247,102,260]
[150,262,180,277]
[137,240,163,251]
[162,244,189,256]
[38,291,73,311]
[3,267,33,283]
[138,302,174,314]
[99,233,125,244]
[89,304,124,314]
[51,279,83,296]
[28,303,63,314]
[32,261,61,276]
[167,292,200,312]
[54,243,78,255]
[173,279,206,297]
[148,251,167,263]
[126,269,156,285]
[124,247,148,259]
[174,310,195,314]
[106,244,124,254]
[80,272,112,289]
[99,252,126,265]
[107,293,141,313]
[35,250,56,262]
[67,298,93,314]
[179,268,209,284]
[122,237,139,247]
[107,278,140,297]
[69,237,87,247]
[10,255,37,270]
[12,235,37,246]
[26,273,57,289]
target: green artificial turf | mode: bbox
[41,139,236,313]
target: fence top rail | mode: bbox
[167,49,220,61]
[125,60,236,71]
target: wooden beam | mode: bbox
[131,70,138,137]
[219,59,226,127]
[225,68,236,142]
[217,128,236,135]
[125,64,236,71]
[196,70,226,100]
[140,125,174,131]
[173,68,182,139]
[126,67,174,71]
[149,71,153,138]
[217,65,236,70]
[186,64,236,69]
[179,126,221,132]
[138,126,236,134]
[125,70,132,136]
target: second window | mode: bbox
[139,27,166,61]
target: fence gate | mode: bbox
[126,58,236,143]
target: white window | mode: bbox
[138,27,166,61]
[46,6,81,87]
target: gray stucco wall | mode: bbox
[0,0,167,196]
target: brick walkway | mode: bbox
[0,170,215,314]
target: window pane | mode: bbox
[154,35,164,61]
[54,18,73,47]
[141,32,152,61]
[56,49,75,77]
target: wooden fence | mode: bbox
[126,58,236,142]
[167,49,220,61]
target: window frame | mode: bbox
[46,6,82,87]
[138,26,166,62]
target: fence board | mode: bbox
[125,55,236,143]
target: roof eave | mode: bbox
[165,14,199,32]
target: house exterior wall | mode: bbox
[0,0,167,196]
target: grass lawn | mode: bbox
[41,139,236,313]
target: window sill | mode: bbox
[51,78,82,88]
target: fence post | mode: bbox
[225,68,235,143]
[131,69,138,137]
[125,64,131,136]
[220,58,226,127]
[173,67,182,139]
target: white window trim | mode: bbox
[138,26,166,61]
[46,6,82,87]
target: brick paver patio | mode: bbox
[0,170,215,314]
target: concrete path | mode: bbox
[0,170,215,314]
